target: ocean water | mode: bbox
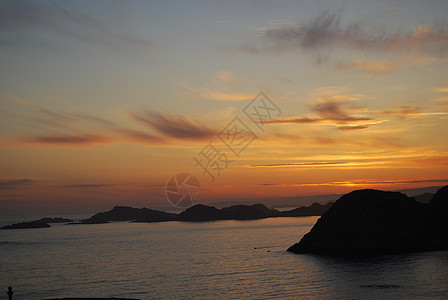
[1,217,447,299]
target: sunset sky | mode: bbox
[1,0,448,216]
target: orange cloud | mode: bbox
[248,178,448,187]
[336,59,399,74]
[337,125,369,130]
[377,105,447,119]
[207,92,254,101]
[250,162,348,167]
[435,87,448,93]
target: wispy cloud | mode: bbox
[64,183,115,188]
[4,96,71,121]
[433,88,448,109]
[0,1,152,50]
[2,95,119,146]
[3,95,113,126]
[264,93,377,130]
[434,87,448,93]
[261,124,407,149]
[262,89,446,132]
[241,11,448,73]
[311,100,370,122]
[115,128,167,144]
[253,178,448,187]
[28,134,112,145]
[176,71,273,102]
[131,111,217,140]
[3,92,445,150]
[377,105,447,119]
[337,125,370,131]
[432,97,448,102]
[336,58,400,74]
[2,95,222,146]
[206,91,254,101]
[0,179,34,190]
[328,178,448,186]
[251,162,348,167]
[257,12,448,57]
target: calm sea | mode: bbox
[1,217,447,299]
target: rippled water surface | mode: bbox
[1,217,447,299]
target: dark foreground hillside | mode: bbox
[288,186,448,255]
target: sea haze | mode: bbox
[1,217,447,299]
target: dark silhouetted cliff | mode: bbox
[429,185,448,216]
[288,186,448,255]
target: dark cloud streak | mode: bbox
[312,101,371,122]
[29,134,111,145]
[131,111,217,140]
[241,11,448,70]
[338,125,369,131]
[263,97,373,130]
[64,183,115,188]
[0,179,34,190]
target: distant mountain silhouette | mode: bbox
[413,192,434,204]
[288,186,448,255]
[1,220,51,229]
[172,202,333,222]
[38,217,73,223]
[179,203,281,221]
[208,186,443,210]
[281,202,333,217]
[429,185,448,216]
[178,204,224,221]
[222,203,282,219]
[81,206,177,224]
[78,202,333,223]
[211,194,339,210]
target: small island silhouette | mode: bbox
[79,202,333,224]
[288,185,448,255]
[1,217,74,230]
[1,202,332,229]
